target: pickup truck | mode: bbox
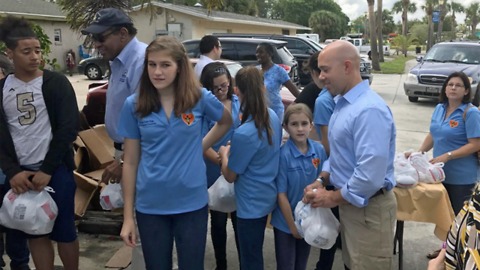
[340,37,390,58]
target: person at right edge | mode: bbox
[81,7,148,269]
[410,71,480,260]
[303,40,397,270]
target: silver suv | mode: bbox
[404,42,480,102]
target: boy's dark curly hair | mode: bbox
[0,16,37,49]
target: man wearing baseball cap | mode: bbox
[82,8,146,184]
[82,8,147,269]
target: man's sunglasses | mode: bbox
[91,28,118,43]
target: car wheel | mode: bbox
[408,96,419,102]
[85,64,102,80]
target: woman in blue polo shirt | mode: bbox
[256,42,299,122]
[200,62,241,270]
[117,36,232,270]
[219,66,282,270]
[416,71,480,215]
[271,103,328,270]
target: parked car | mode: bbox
[81,59,293,126]
[77,56,110,80]
[404,42,480,102]
[211,33,373,86]
[182,37,299,85]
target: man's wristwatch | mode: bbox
[447,152,452,161]
[316,176,325,186]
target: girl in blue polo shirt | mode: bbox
[271,103,328,270]
[219,66,282,270]
[118,36,232,270]
[200,62,241,270]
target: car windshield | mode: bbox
[424,44,480,65]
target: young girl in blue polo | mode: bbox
[118,36,232,270]
[270,103,328,270]
[200,62,241,270]
[219,66,282,270]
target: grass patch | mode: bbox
[373,55,415,74]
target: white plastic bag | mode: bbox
[394,152,419,188]
[0,187,58,235]
[208,175,236,213]
[409,152,445,184]
[294,201,340,249]
[100,183,124,210]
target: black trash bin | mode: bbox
[415,46,421,54]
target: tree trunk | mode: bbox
[437,2,446,43]
[377,0,384,62]
[427,14,434,50]
[368,0,380,71]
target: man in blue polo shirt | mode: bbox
[82,8,147,269]
[304,40,397,270]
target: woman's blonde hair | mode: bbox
[136,36,201,117]
[283,103,313,126]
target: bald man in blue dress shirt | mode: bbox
[304,40,397,270]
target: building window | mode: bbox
[54,29,62,43]
[282,29,289,35]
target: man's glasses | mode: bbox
[91,29,118,43]
[213,82,229,93]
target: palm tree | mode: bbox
[377,0,384,62]
[450,2,465,35]
[367,0,380,71]
[392,0,417,37]
[465,3,480,39]
[437,0,448,43]
[423,0,437,51]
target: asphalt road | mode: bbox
[3,61,441,270]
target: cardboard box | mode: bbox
[78,127,114,170]
[92,125,115,158]
[74,171,99,217]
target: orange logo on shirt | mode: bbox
[182,113,195,126]
[312,158,320,169]
[449,120,459,128]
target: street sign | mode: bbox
[433,11,440,23]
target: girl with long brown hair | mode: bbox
[219,66,282,270]
[118,36,232,270]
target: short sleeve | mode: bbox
[276,150,289,193]
[201,88,224,123]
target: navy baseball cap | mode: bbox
[81,8,133,35]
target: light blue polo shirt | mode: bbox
[228,108,281,219]
[270,139,327,234]
[260,64,290,121]
[313,88,335,140]
[106,37,147,143]
[203,95,241,187]
[430,103,480,185]
[118,88,224,215]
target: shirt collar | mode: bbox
[442,102,470,113]
[199,55,214,62]
[114,37,140,66]
[286,138,316,158]
[342,80,369,104]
